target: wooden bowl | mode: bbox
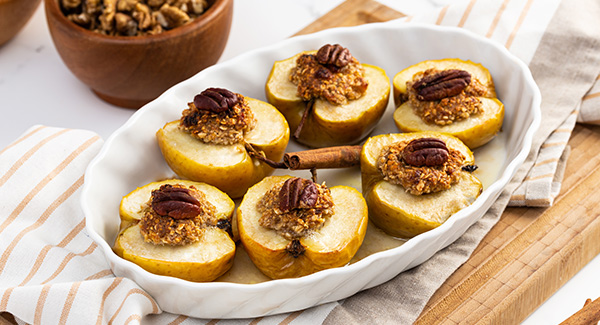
[44,0,233,108]
[0,0,41,46]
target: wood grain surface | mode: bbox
[294,1,600,324]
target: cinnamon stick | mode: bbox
[293,100,314,139]
[283,145,362,170]
[245,142,362,173]
[244,143,286,169]
[560,296,600,325]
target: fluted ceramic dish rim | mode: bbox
[81,22,541,318]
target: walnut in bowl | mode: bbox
[44,0,233,108]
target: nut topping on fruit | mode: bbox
[151,184,202,219]
[180,88,256,145]
[316,44,352,68]
[193,88,240,113]
[290,44,368,105]
[140,184,218,245]
[378,138,466,195]
[402,138,449,167]
[258,177,334,240]
[407,69,488,126]
[278,177,318,212]
[412,69,471,101]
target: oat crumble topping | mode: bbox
[179,93,256,145]
[257,180,335,240]
[407,69,489,125]
[139,184,219,245]
[378,140,466,195]
[290,53,368,105]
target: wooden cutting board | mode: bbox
[294,0,600,323]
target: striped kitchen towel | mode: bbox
[2,0,600,324]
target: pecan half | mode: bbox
[278,177,318,212]
[193,88,240,113]
[151,184,201,219]
[402,138,449,167]
[316,44,352,68]
[412,69,471,101]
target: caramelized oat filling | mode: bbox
[180,90,256,145]
[378,140,466,195]
[289,46,368,105]
[139,184,218,245]
[407,69,488,125]
[257,178,335,240]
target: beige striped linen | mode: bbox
[579,74,600,125]
[2,0,600,323]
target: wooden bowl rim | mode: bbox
[45,0,231,43]
[0,0,40,8]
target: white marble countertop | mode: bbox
[0,0,598,323]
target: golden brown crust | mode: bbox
[378,140,466,195]
[257,181,335,240]
[290,53,368,105]
[407,69,488,125]
[180,94,256,145]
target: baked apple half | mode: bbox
[156,88,289,199]
[361,132,482,238]
[265,44,390,148]
[392,59,503,149]
[237,176,368,279]
[114,180,236,282]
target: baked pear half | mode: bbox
[393,97,504,149]
[361,132,482,238]
[114,180,236,282]
[392,59,503,149]
[265,44,390,148]
[392,58,497,104]
[156,88,290,199]
[237,176,368,279]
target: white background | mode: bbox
[0,0,598,323]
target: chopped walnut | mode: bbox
[289,46,368,105]
[115,12,138,36]
[60,0,208,36]
[146,0,164,7]
[66,13,93,28]
[85,0,103,16]
[257,178,335,241]
[188,0,206,14]
[139,184,219,246]
[98,0,117,32]
[407,69,489,125]
[133,3,153,30]
[62,0,81,10]
[180,90,256,145]
[378,140,466,195]
[117,0,138,12]
[159,3,189,28]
